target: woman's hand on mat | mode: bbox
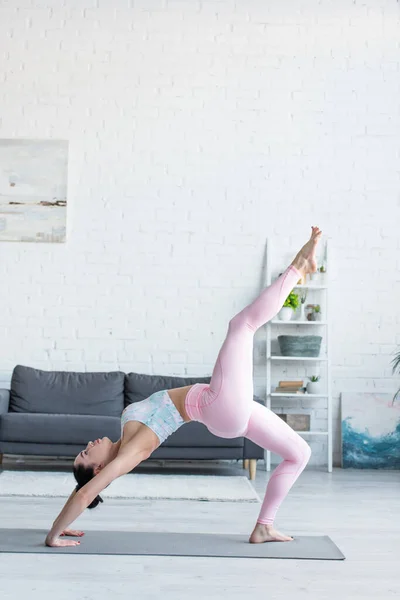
[60,529,85,537]
[45,535,81,547]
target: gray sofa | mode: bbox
[0,365,264,479]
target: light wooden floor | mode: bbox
[0,459,399,599]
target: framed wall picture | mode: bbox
[0,138,68,242]
[341,392,400,469]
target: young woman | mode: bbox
[46,226,322,548]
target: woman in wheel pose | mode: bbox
[46,226,322,548]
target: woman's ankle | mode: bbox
[290,259,306,280]
[256,521,274,530]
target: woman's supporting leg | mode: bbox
[244,401,311,542]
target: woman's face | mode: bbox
[74,437,112,470]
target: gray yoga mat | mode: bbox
[0,529,345,560]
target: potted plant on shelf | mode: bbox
[278,292,299,321]
[306,304,322,321]
[314,304,322,321]
[307,375,321,394]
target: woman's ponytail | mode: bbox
[73,464,105,510]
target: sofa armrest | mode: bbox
[0,389,10,414]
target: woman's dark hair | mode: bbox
[73,464,104,509]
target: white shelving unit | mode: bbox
[265,240,332,472]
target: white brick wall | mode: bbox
[0,0,399,466]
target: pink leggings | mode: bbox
[185,265,311,525]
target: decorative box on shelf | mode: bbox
[277,335,322,357]
[278,414,311,432]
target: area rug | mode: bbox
[0,529,346,560]
[0,471,260,502]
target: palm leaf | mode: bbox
[391,350,400,374]
[393,389,400,405]
[392,348,400,405]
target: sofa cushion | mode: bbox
[0,414,243,449]
[0,413,244,450]
[162,422,243,448]
[0,413,121,445]
[0,389,10,414]
[152,446,245,460]
[10,365,125,417]
[124,372,211,406]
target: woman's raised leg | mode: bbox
[244,402,311,543]
[206,227,322,416]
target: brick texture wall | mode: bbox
[0,0,399,466]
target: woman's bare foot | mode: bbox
[291,226,322,280]
[249,523,293,543]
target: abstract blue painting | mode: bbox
[341,393,400,469]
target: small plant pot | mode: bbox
[307,382,321,395]
[278,307,293,321]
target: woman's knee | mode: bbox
[229,313,245,330]
[229,311,253,333]
[299,438,312,466]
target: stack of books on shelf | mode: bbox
[274,380,305,394]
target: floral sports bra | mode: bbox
[121,390,185,444]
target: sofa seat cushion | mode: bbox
[10,365,125,417]
[0,413,121,445]
[124,372,211,405]
[163,422,244,448]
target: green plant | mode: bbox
[319,265,326,273]
[306,303,321,313]
[308,375,320,382]
[392,348,400,404]
[283,292,299,311]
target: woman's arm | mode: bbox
[46,489,88,547]
[49,488,85,540]
[45,449,149,547]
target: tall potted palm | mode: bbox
[392,348,400,404]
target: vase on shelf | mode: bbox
[297,304,306,321]
[278,307,293,321]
